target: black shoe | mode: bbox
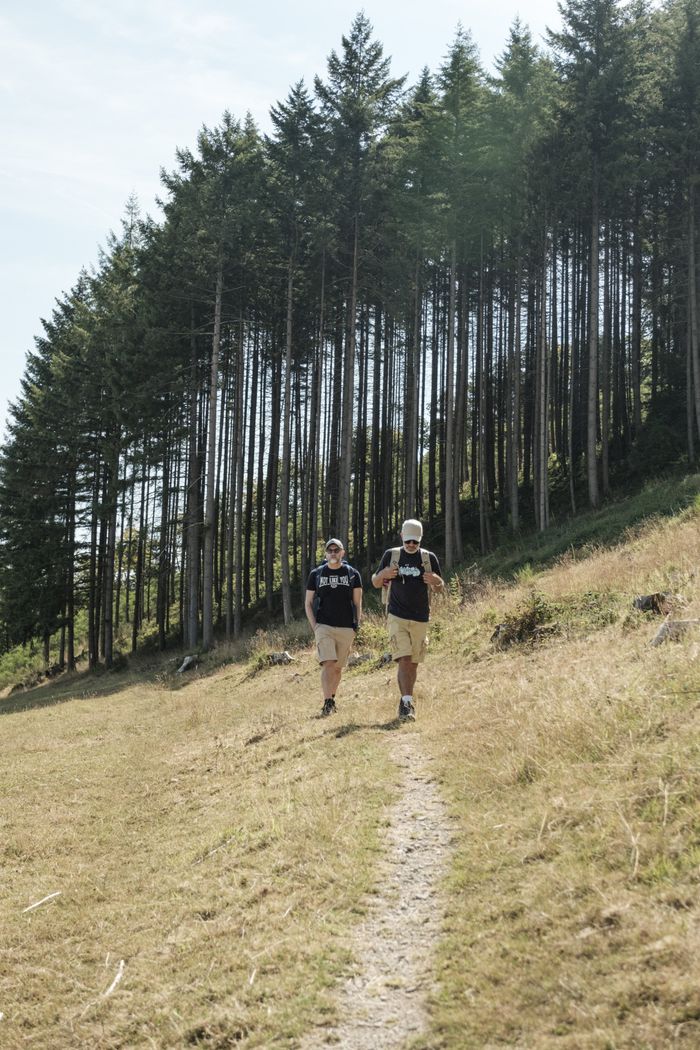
[398,697,415,720]
[321,698,337,717]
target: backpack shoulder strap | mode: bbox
[342,562,353,598]
[420,548,433,605]
[382,548,402,609]
[312,563,326,605]
[344,564,358,624]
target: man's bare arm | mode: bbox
[304,589,317,630]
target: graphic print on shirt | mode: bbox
[318,573,352,590]
[398,564,422,579]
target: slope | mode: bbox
[2,476,700,1048]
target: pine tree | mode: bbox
[268,81,322,623]
[437,26,487,564]
[549,0,634,508]
[314,12,405,546]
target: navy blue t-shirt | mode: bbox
[307,563,362,628]
[376,548,441,623]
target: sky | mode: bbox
[0,0,563,439]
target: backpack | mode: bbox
[381,547,432,613]
[312,562,358,627]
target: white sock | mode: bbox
[401,694,413,704]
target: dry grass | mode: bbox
[416,501,700,1049]
[3,486,700,1048]
[2,657,399,1048]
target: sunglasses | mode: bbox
[326,545,341,553]
[403,539,420,545]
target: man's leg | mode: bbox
[388,615,418,719]
[397,655,418,696]
[321,660,342,702]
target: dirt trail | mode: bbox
[300,731,453,1049]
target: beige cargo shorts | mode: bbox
[387,613,428,663]
[315,624,355,667]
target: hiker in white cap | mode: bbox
[371,519,443,720]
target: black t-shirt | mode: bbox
[376,548,441,623]
[306,563,362,628]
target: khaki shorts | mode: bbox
[315,624,355,667]
[387,614,428,663]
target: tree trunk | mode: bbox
[66,478,76,671]
[157,441,170,651]
[602,226,611,497]
[244,319,259,611]
[478,236,492,554]
[687,306,696,464]
[280,261,295,624]
[689,187,700,442]
[631,208,643,437]
[444,241,457,570]
[103,455,119,668]
[587,170,600,509]
[338,215,359,544]
[541,235,549,533]
[508,254,521,532]
[304,252,325,582]
[405,252,421,519]
[233,319,246,639]
[88,455,101,669]
[131,449,147,654]
[265,354,282,611]
[185,318,201,648]
[202,257,223,650]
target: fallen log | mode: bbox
[176,655,199,674]
[348,652,371,668]
[268,651,293,666]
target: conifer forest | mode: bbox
[2,1,700,670]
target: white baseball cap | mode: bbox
[401,519,423,541]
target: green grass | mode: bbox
[475,473,700,580]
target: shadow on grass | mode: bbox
[333,719,406,737]
[0,667,151,718]
[0,646,239,718]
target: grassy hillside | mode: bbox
[3,475,700,1048]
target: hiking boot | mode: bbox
[398,697,415,721]
[321,697,337,717]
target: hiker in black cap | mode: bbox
[305,538,363,716]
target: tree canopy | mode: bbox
[2,5,700,667]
